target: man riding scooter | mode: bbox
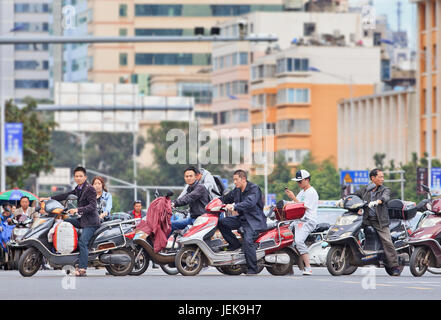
[40,166,99,277]
[171,166,211,232]
[218,169,267,275]
[352,168,401,276]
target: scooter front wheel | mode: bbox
[410,246,430,277]
[326,245,349,276]
[129,247,149,276]
[18,248,42,277]
[175,246,204,276]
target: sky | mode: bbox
[350,0,417,49]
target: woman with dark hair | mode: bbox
[92,176,113,221]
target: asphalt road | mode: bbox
[0,266,440,300]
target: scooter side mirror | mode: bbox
[420,184,431,193]
[66,194,78,201]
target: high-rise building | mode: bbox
[61,0,287,125]
[211,11,377,169]
[0,0,51,103]
[413,0,441,161]
[250,45,380,168]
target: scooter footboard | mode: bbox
[179,239,265,266]
[133,238,175,264]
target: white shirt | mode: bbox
[297,186,319,223]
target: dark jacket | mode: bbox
[221,181,267,232]
[52,181,100,228]
[354,184,391,228]
[173,181,211,219]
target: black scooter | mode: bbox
[17,195,136,277]
[325,193,428,276]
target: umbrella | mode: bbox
[0,189,39,202]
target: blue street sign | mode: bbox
[431,168,441,195]
[5,123,23,166]
[267,193,276,206]
[340,170,369,185]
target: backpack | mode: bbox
[212,175,225,197]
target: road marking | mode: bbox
[405,286,433,290]
[375,284,396,287]
[341,281,360,284]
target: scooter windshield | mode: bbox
[44,199,64,214]
[343,195,364,210]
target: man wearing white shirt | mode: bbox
[285,169,319,275]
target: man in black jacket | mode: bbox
[354,168,400,276]
[171,166,211,232]
[218,169,267,275]
[41,166,99,276]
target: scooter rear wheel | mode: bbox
[175,246,204,276]
[18,248,42,277]
[216,265,245,275]
[410,246,430,277]
[266,248,294,276]
[105,248,135,276]
[160,263,179,275]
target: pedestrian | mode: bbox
[14,196,38,222]
[40,166,99,277]
[218,169,267,275]
[92,176,113,221]
[353,168,401,276]
[284,169,319,275]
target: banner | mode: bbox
[5,123,23,166]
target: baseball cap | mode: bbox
[292,169,310,182]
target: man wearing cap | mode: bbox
[285,169,319,275]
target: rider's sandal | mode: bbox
[75,269,87,277]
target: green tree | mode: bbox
[5,98,56,188]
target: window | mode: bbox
[232,109,248,123]
[14,3,50,13]
[277,89,310,104]
[281,149,309,163]
[240,52,248,65]
[119,4,128,17]
[178,82,212,104]
[135,4,281,17]
[135,4,182,16]
[14,44,48,51]
[135,29,183,36]
[15,60,49,70]
[135,53,211,66]
[15,80,49,89]
[304,23,316,36]
[277,119,310,134]
[119,53,128,66]
[119,28,128,36]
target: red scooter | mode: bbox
[173,198,304,276]
[408,184,441,277]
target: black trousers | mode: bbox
[218,216,260,273]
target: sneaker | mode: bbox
[302,268,312,276]
[391,267,401,277]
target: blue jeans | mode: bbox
[171,217,195,233]
[65,218,98,269]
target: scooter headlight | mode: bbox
[335,215,359,226]
[192,216,209,227]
